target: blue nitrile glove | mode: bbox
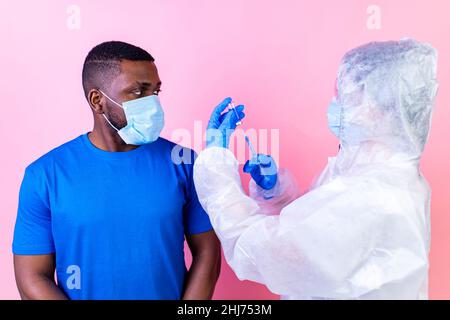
[243,154,278,190]
[206,97,245,148]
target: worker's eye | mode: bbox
[153,89,162,95]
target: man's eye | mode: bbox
[153,89,162,95]
[132,89,142,95]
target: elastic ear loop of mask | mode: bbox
[99,90,123,132]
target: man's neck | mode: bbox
[88,124,139,152]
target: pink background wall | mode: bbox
[1,0,449,299]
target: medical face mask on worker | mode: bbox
[99,90,165,145]
[327,97,342,138]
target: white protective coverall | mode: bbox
[193,39,438,299]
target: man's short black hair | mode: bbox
[82,41,154,98]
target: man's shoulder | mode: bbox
[153,137,198,164]
[25,134,85,174]
[154,137,194,151]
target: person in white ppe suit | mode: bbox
[193,38,439,299]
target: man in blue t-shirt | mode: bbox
[12,41,221,300]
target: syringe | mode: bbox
[228,101,257,160]
[245,135,257,160]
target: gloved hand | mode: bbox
[206,97,245,148]
[243,154,278,190]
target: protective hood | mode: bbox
[335,38,438,163]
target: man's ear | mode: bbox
[88,89,104,114]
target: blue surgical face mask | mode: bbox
[327,97,342,138]
[100,90,165,145]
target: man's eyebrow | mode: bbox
[135,81,162,87]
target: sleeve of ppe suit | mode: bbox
[193,147,316,294]
[194,147,428,298]
[193,147,309,291]
[193,147,273,283]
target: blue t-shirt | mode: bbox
[12,133,213,300]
